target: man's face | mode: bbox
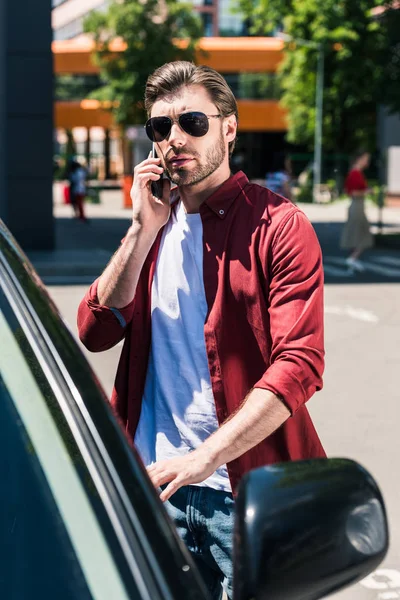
[150,84,235,187]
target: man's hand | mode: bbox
[146,449,217,502]
[130,153,171,233]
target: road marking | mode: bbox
[374,256,400,267]
[324,256,400,278]
[363,262,400,277]
[323,264,354,277]
[325,305,379,323]
[361,569,400,599]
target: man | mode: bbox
[78,61,325,600]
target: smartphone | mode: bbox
[151,143,164,199]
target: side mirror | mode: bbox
[234,458,388,600]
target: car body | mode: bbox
[0,218,389,600]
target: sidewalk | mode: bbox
[27,185,133,279]
[26,183,400,280]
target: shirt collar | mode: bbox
[200,171,249,219]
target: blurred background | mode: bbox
[50,0,400,210]
[1,2,400,599]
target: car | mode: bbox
[0,216,389,600]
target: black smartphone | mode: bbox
[151,143,164,199]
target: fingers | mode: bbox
[140,155,162,168]
[160,480,181,503]
[147,463,172,488]
[147,466,183,502]
[162,176,171,202]
[150,471,173,489]
[132,161,164,190]
[135,164,163,177]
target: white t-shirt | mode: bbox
[71,167,86,195]
[134,200,231,492]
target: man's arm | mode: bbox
[78,154,171,352]
[147,387,289,502]
[96,222,159,308]
[147,209,324,501]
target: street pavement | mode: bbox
[28,183,400,600]
[28,183,400,285]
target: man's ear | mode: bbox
[225,114,237,143]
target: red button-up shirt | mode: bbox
[78,171,325,493]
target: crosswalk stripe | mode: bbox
[324,256,400,278]
[362,262,400,277]
[373,256,400,267]
[324,305,379,322]
[323,264,354,277]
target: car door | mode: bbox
[0,222,208,600]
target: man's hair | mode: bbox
[145,61,238,156]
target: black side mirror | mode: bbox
[234,458,388,600]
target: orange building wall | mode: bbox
[53,37,287,132]
[53,37,284,75]
[54,100,287,131]
[55,102,114,129]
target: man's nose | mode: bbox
[167,122,187,147]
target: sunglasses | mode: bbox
[145,111,222,142]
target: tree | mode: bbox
[84,0,203,173]
[237,0,388,156]
[378,5,400,117]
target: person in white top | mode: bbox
[69,160,88,222]
[265,152,292,200]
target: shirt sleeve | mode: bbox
[77,278,135,352]
[253,210,325,414]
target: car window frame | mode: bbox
[0,225,208,600]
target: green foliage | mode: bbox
[378,7,400,115]
[83,0,203,126]
[55,75,101,101]
[237,0,393,155]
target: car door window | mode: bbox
[0,307,132,600]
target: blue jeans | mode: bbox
[164,485,235,600]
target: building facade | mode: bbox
[52,0,247,40]
[52,1,291,181]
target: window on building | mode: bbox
[201,13,214,37]
[52,0,69,7]
[218,0,246,37]
[52,2,110,40]
[222,73,281,100]
[53,17,84,40]
[55,75,103,101]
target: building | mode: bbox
[54,36,289,180]
[52,0,248,41]
[373,3,400,198]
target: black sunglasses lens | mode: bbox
[145,117,172,142]
[179,112,209,137]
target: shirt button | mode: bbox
[219,209,224,215]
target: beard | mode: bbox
[166,128,226,187]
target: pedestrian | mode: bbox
[65,159,79,217]
[265,151,292,200]
[340,150,374,272]
[77,61,325,600]
[69,160,89,222]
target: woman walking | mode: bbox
[340,151,374,272]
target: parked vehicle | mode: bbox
[0,217,389,600]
